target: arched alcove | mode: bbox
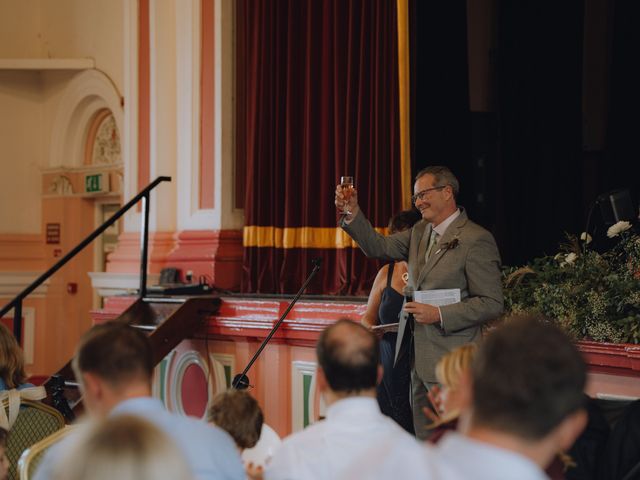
[49,70,123,168]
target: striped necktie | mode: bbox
[425,229,438,263]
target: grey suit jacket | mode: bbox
[342,208,503,382]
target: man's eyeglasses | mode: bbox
[411,185,446,204]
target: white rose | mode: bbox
[580,232,592,244]
[554,253,563,261]
[607,221,632,238]
[565,252,578,265]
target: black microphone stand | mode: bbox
[232,258,322,389]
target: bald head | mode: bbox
[316,319,379,394]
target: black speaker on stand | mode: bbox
[597,189,635,226]
[583,188,636,254]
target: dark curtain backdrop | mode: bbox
[496,1,585,266]
[410,0,585,266]
[605,0,640,201]
[410,1,471,200]
[238,0,404,295]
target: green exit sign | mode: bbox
[84,173,109,194]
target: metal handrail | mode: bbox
[0,176,171,342]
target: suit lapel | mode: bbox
[409,220,428,288]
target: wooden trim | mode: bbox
[578,340,640,377]
[243,226,389,249]
[0,59,94,70]
[199,0,215,209]
[397,0,412,209]
[138,0,151,192]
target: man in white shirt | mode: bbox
[265,319,424,480]
[35,322,244,480]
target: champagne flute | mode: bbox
[340,176,354,215]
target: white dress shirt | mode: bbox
[347,432,549,480]
[431,208,461,239]
[265,396,421,480]
[34,397,245,480]
[430,432,550,480]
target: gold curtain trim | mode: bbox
[397,0,412,210]
[243,226,389,249]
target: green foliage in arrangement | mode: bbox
[503,221,640,344]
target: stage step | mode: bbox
[43,295,221,421]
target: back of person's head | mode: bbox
[435,343,477,391]
[208,389,264,450]
[0,323,27,389]
[316,319,379,394]
[389,209,421,234]
[51,415,194,480]
[415,166,460,198]
[72,321,153,390]
[471,315,586,441]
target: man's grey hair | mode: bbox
[415,166,460,198]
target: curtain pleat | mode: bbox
[238,0,403,295]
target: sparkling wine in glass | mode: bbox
[340,176,354,215]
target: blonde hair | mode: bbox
[427,343,478,428]
[435,343,477,390]
[52,416,194,480]
[0,323,27,389]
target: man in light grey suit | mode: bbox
[335,166,503,438]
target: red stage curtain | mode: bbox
[238,0,404,295]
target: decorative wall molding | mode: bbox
[203,299,366,345]
[0,272,49,297]
[170,350,211,419]
[176,0,210,230]
[213,0,244,230]
[0,58,95,70]
[47,175,74,196]
[122,0,140,233]
[152,350,176,409]
[165,229,242,288]
[209,353,235,393]
[88,271,159,297]
[0,234,45,271]
[49,70,123,170]
[291,360,317,432]
[104,231,175,274]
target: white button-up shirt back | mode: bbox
[265,396,420,480]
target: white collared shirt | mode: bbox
[431,433,549,480]
[344,432,549,480]
[431,208,461,238]
[265,396,421,480]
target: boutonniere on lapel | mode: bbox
[435,237,460,255]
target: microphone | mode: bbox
[402,285,415,328]
[403,285,414,304]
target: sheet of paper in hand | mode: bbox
[414,289,461,306]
